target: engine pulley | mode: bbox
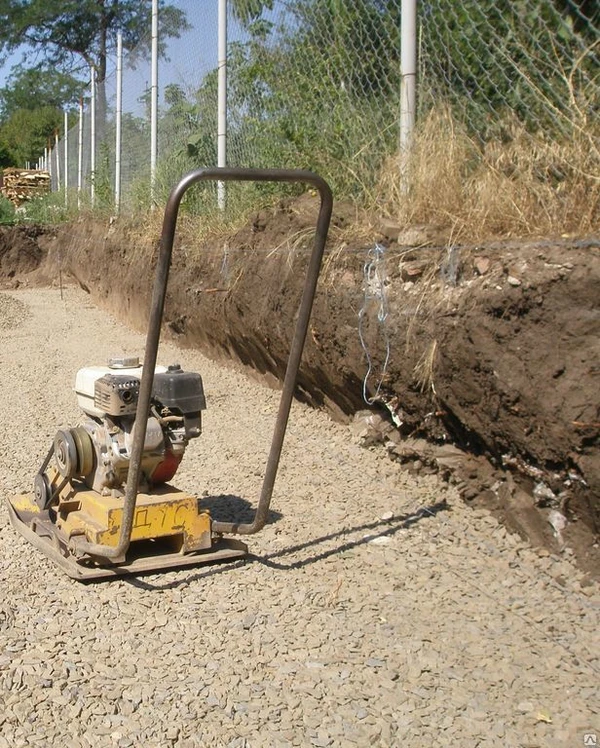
[53,427,94,479]
[54,429,78,478]
[33,472,52,510]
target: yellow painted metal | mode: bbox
[56,485,212,553]
[10,493,41,514]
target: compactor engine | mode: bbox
[38,357,206,505]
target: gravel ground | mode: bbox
[0,287,597,748]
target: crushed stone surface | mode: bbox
[0,287,597,748]
[0,293,29,329]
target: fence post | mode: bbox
[115,31,123,213]
[78,96,84,210]
[90,65,96,207]
[150,0,159,206]
[55,130,61,192]
[64,111,69,208]
[217,0,227,210]
[400,0,417,193]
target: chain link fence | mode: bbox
[420,0,599,138]
[50,0,598,224]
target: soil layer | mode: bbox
[1,204,598,572]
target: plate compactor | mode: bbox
[6,167,333,581]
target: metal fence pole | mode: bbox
[90,65,96,207]
[400,0,417,193]
[115,31,123,213]
[217,0,227,210]
[77,96,84,210]
[55,130,61,192]
[64,111,69,208]
[150,0,159,206]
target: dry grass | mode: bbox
[116,101,599,255]
[376,104,600,242]
[414,339,439,395]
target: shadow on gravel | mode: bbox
[251,500,449,571]
[200,494,283,526]
[125,500,448,592]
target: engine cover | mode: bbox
[75,359,168,418]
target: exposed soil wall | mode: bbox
[1,205,598,569]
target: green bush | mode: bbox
[0,195,16,224]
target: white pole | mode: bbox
[64,111,69,208]
[78,97,84,209]
[55,130,61,192]
[150,0,159,205]
[45,147,49,175]
[217,0,227,210]
[90,65,96,207]
[400,0,417,192]
[115,31,123,213]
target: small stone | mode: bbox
[507,275,521,286]
[368,536,392,546]
[378,217,401,242]
[474,257,490,275]
[517,701,534,713]
[242,614,256,629]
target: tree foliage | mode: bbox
[420,0,598,136]
[0,106,62,166]
[0,66,83,167]
[0,1,189,84]
[225,0,401,194]
[230,0,274,26]
[0,67,81,119]
[0,1,189,167]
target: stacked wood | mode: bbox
[1,168,51,206]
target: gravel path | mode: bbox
[0,288,597,748]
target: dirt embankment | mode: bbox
[0,205,598,571]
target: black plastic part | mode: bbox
[152,365,206,414]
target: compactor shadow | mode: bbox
[124,500,448,592]
[200,494,283,525]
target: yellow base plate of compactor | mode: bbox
[6,480,247,581]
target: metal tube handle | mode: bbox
[74,167,333,562]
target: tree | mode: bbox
[0,1,190,127]
[0,106,63,166]
[230,0,274,26]
[0,67,82,119]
